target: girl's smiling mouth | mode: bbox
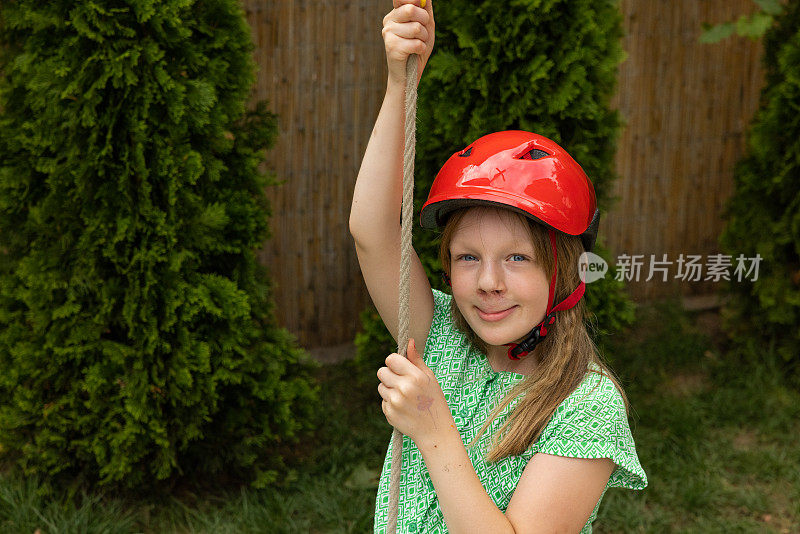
[475,305,518,322]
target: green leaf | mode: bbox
[735,12,774,40]
[699,22,736,44]
[752,0,784,16]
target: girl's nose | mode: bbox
[477,261,505,293]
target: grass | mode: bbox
[1,301,799,533]
[593,302,800,533]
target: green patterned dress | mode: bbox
[373,289,647,533]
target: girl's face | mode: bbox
[449,208,550,349]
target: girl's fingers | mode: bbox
[384,352,420,375]
[378,383,406,407]
[377,365,402,388]
[383,35,427,60]
[384,2,430,27]
[393,0,423,10]
[393,0,431,12]
[384,20,429,42]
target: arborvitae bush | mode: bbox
[0,0,320,491]
[356,0,635,364]
[720,0,800,384]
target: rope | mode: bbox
[386,54,418,534]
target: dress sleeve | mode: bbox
[531,370,648,490]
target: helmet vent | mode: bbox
[458,147,473,157]
[520,149,550,160]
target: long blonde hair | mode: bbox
[439,206,630,462]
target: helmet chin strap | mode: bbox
[505,229,586,360]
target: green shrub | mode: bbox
[719,0,800,385]
[356,0,635,365]
[0,0,320,491]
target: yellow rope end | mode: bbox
[421,0,426,7]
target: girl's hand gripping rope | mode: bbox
[382,0,435,87]
[378,339,454,447]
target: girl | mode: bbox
[349,1,647,532]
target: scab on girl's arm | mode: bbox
[416,428,516,534]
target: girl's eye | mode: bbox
[457,254,477,262]
[510,254,527,262]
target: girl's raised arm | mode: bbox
[349,0,435,351]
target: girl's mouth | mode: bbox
[476,306,517,322]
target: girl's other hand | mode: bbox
[377,338,453,447]
[382,0,435,87]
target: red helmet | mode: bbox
[422,130,599,360]
[420,130,599,252]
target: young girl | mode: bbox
[350,1,647,532]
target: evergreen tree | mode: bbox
[0,0,320,490]
[357,0,635,364]
[720,0,800,383]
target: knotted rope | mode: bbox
[386,53,419,534]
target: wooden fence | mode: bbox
[245,0,766,349]
[606,0,766,301]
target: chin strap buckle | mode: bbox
[505,311,557,360]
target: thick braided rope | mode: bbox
[386,55,418,534]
